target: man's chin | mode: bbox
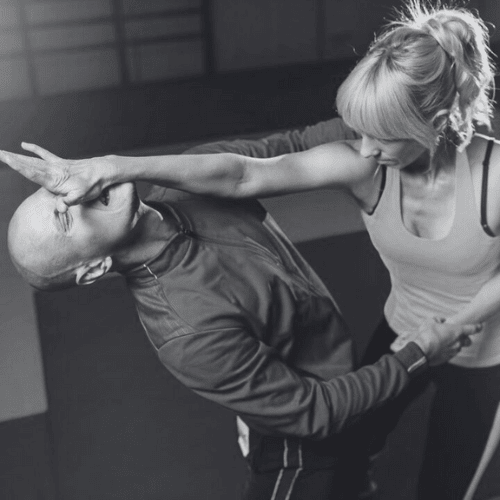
[102,181,137,213]
[132,199,163,227]
[131,183,141,215]
[131,196,144,227]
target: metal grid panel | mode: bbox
[0,0,211,100]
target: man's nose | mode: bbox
[360,137,380,158]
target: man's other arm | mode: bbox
[185,118,358,157]
[155,321,480,440]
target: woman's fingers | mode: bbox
[0,150,47,184]
[21,142,61,161]
[61,192,85,208]
[2,147,98,208]
[462,337,472,347]
[459,335,472,347]
[55,197,69,214]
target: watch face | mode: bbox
[408,355,427,374]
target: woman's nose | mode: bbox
[360,137,380,158]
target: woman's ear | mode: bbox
[433,109,450,135]
[75,256,113,286]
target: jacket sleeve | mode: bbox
[157,327,426,440]
[184,118,358,158]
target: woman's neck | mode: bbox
[404,142,456,183]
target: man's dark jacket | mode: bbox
[124,118,425,440]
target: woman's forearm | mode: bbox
[109,152,249,198]
[449,273,500,324]
[106,120,358,197]
[0,138,362,207]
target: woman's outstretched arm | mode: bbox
[0,134,375,210]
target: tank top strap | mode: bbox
[480,139,495,237]
[361,161,406,233]
[374,162,399,220]
[453,147,480,227]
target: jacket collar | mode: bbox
[124,201,191,283]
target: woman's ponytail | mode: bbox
[407,2,495,146]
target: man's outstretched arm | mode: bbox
[156,320,481,440]
[185,118,358,157]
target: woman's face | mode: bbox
[358,134,428,170]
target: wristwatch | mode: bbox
[394,341,428,377]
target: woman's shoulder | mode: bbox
[311,139,379,184]
[466,134,500,235]
[278,139,378,198]
[466,134,500,164]
[310,139,382,208]
[313,139,376,168]
[465,135,500,190]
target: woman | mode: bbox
[2,1,499,498]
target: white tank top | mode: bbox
[362,146,500,367]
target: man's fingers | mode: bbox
[21,142,61,161]
[390,340,402,351]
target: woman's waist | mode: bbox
[386,280,481,320]
[385,295,500,367]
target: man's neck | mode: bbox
[112,201,176,273]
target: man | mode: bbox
[3,119,481,500]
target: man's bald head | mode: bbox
[8,183,153,291]
[8,190,77,290]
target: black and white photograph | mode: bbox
[1,1,500,499]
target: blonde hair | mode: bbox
[336,0,496,153]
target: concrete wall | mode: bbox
[0,0,497,101]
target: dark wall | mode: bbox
[0,414,57,500]
[0,60,353,158]
[0,0,495,160]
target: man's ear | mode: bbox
[75,256,113,286]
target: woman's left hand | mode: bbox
[0,143,116,213]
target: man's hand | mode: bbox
[0,143,115,212]
[391,317,483,366]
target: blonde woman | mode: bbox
[2,2,500,498]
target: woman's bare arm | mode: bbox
[0,140,377,208]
